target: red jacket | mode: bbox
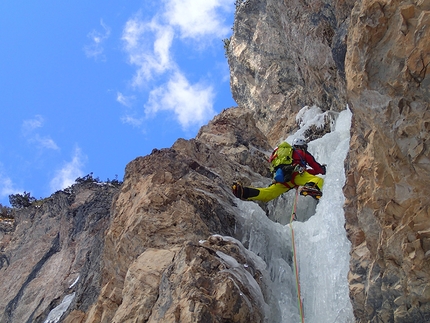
[292,149,326,175]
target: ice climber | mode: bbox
[232,138,326,202]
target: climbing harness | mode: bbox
[289,189,305,323]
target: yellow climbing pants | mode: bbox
[247,171,324,203]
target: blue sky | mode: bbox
[0,0,236,205]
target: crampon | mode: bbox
[299,185,322,200]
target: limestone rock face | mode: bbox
[228,0,354,145]
[82,109,272,322]
[110,238,267,323]
[196,107,272,178]
[344,0,430,321]
[0,183,120,323]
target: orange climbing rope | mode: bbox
[289,188,305,323]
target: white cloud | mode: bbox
[50,147,86,192]
[163,0,233,40]
[22,115,44,135]
[22,115,59,150]
[119,1,233,129]
[116,92,135,107]
[117,92,143,126]
[33,135,59,150]
[145,71,216,129]
[0,174,20,199]
[84,19,111,60]
[0,162,22,201]
[122,16,174,87]
[121,115,143,127]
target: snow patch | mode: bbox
[69,275,80,289]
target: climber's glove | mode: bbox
[321,164,327,175]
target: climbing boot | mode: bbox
[232,182,244,200]
[300,182,322,200]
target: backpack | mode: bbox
[269,142,295,183]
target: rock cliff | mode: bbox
[344,0,430,322]
[0,0,429,322]
[229,0,354,145]
[0,182,120,323]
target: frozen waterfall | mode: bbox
[234,106,355,323]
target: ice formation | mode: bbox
[43,292,75,323]
[235,107,354,323]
